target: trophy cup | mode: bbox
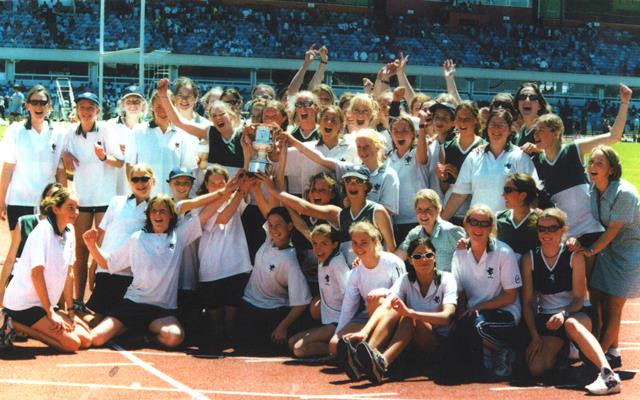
[248,125,275,175]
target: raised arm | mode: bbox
[576,84,632,155]
[415,115,431,165]
[156,79,208,139]
[373,62,396,99]
[308,46,328,91]
[442,59,463,105]
[215,175,252,225]
[441,193,470,221]
[283,132,338,171]
[374,206,396,252]
[395,52,416,104]
[180,172,240,215]
[82,229,109,270]
[288,45,317,97]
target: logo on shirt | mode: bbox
[269,264,276,272]
[549,273,555,284]
[168,242,175,250]
[373,183,381,192]
[405,155,412,165]
[433,295,440,304]
[175,142,180,149]
[51,143,56,153]
[515,274,521,285]
[486,266,495,279]
[324,274,330,285]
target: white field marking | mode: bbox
[89,348,187,357]
[625,302,640,306]
[0,379,416,400]
[57,362,150,368]
[110,342,210,400]
[621,320,640,324]
[243,357,295,363]
[619,341,640,345]
[618,346,640,351]
[490,384,578,391]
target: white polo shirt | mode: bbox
[3,219,76,311]
[335,160,400,215]
[97,195,148,276]
[318,252,351,324]
[452,144,536,213]
[390,271,457,336]
[107,214,202,309]
[387,147,430,223]
[105,117,142,196]
[64,122,123,206]
[125,122,197,196]
[1,121,67,206]
[336,251,405,332]
[452,240,522,323]
[198,200,251,282]
[243,235,312,310]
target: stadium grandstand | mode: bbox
[0,0,639,135]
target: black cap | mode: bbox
[428,102,456,119]
[122,85,144,100]
[75,92,100,106]
[167,167,195,182]
[342,164,370,181]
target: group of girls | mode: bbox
[0,51,638,396]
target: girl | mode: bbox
[2,188,93,352]
[496,173,540,258]
[288,225,350,357]
[343,238,457,384]
[521,208,620,395]
[288,91,320,143]
[512,82,551,150]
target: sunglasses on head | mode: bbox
[516,94,540,102]
[411,252,435,261]
[343,176,365,185]
[537,225,561,233]
[503,186,520,194]
[467,217,492,228]
[28,99,49,106]
[130,176,151,183]
[295,100,314,108]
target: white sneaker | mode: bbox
[585,368,621,395]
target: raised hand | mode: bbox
[304,44,318,64]
[620,83,633,103]
[443,59,456,79]
[318,46,329,63]
[156,78,170,95]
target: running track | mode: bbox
[1,222,638,399]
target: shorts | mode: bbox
[108,299,176,333]
[394,223,417,247]
[86,273,133,315]
[199,273,250,309]
[6,205,36,230]
[234,300,311,343]
[347,310,370,327]
[4,306,47,327]
[452,308,516,348]
[578,232,601,248]
[78,205,109,214]
[535,306,595,339]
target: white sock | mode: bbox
[607,347,620,357]
[483,347,493,369]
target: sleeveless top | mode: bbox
[338,200,377,243]
[531,245,577,314]
[207,126,244,167]
[17,214,39,258]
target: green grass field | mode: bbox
[0,124,638,191]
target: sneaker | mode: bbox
[72,299,88,313]
[337,338,364,381]
[606,352,622,370]
[585,368,621,395]
[355,341,387,385]
[0,310,16,349]
[493,347,516,378]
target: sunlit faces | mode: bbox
[209,106,232,131]
[502,180,525,209]
[76,99,100,123]
[377,97,391,120]
[267,213,293,248]
[250,103,265,123]
[486,115,510,148]
[262,106,285,126]
[53,194,80,227]
[355,136,378,164]
[415,199,438,229]
[295,96,317,124]
[343,175,367,198]
[206,172,227,193]
[221,95,242,114]
[319,110,343,142]
[455,108,476,136]
[432,109,454,134]
[409,244,436,271]
[123,96,145,115]
[308,179,333,205]
[464,212,492,244]
[26,92,51,121]
[316,90,333,107]
[129,171,154,200]
[391,119,414,149]
[311,234,339,263]
[149,202,171,233]
[517,87,541,120]
[175,87,197,113]
[169,176,194,201]
[533,123,557,150]
[536,216,564,244]
[350,231,376,259]
[350,105,373,130]
[587,150,614,185]
[152,99,168,121]
[411,101,425,117]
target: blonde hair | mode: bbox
[537,113,564,142]
[288,91,319,124]
[128,163,154,180]
[349,221,382,253]
[538,207,568,227]
[208,100,240,128]
[348,94,378,124]
[353,128,387,163]
[464,204,496,234]
[414,189,442,214]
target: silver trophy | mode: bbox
[248,125,275,175]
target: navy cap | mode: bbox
[122,85,144,100]
[75,92,100,106]
[342,165,370,181]
[167,167,195,182]
[428,101,456,118]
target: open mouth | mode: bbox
[323,127,333,134]
[396,139,407,146]
[312,197,324,204]
[300,112,309,120]
[356,119,366,126]
[521,106,533,114]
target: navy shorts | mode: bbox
[199,272,250,309]
[453,308,516,348]
[108,299,176,333]
[536,306,595,339]
[6,205,35,230]
[4,306,47,327]
[86,273,133,315]
[577,232,601,248]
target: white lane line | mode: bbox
[625,302,640,306]
[0,378,414,399]
[57,362,149,368]
[110,342,210,400]
[490,384,577,391]
[618,346,640,351]
[619,341,640,345]
[621,320,640,324]
[89,348,187,357]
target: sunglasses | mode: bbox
[28,100,49,106]
[503,186,520,194]
[343,176,365,185]
[467,218,492,228]
[295,101,314,108]
[411,252,435,260]
[224,99,241,106]
[537,225,562,233]
[516,94,540,102]
[130,176,152,183]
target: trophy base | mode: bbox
[248,160,272,176]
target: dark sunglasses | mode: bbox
[224,99,241,106]
[503,186,520,194]
[467,218,492,228]
[28,100,49,106]
[516,94,540,102]
[537,225,561,233]
[411,252,435,261]
[343,176,365,185]
[295,100,314,108]
[130,176,152,183]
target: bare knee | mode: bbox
[157,325,184,348]
[528,359,546,378]
[59,334,82,353]
[564,318,581,337]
